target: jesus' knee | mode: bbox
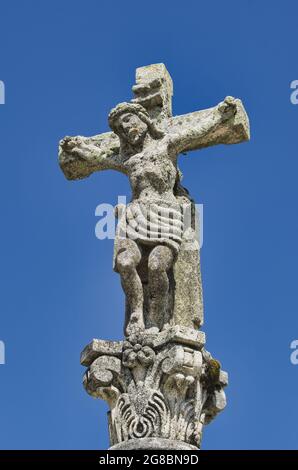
[116,251,137,274]
[148,245,173,276]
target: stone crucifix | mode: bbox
[59,63,249,337]
[59,64,250,450]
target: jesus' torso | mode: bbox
[122,136,179,206]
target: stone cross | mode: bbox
[60,63,249,181]
[59,63,250,450]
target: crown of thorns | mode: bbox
[108,102,164,139]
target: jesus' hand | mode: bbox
[218,96,238,121]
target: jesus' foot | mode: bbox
[125,311,145,336]
[145,327,160,335]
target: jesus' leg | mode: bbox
[148,245,174,331]
[116,240,144,335]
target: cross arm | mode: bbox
[59,132,125,180]
[168,97,250,154]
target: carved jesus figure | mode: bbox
[60,96,241,335]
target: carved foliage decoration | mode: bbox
[83,331,228,448]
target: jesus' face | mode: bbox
[116,112,148,146]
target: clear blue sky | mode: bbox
[0,0,297,450]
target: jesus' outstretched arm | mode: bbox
[169,96,250,155]
[59,132,125,180]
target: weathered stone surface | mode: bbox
[173,226,203,329]
[149,325,205,349]
[59,64,249,336]
[83,331,228,448]
[109,437,198,450]
[132,63,173,122]
[59,63,249,449]
[81,339,122,367]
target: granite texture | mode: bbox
[59,63,250,449]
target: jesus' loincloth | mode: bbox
[113,200,186,272]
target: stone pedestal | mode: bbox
[81,326,227,449]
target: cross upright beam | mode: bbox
[132,63,173,122]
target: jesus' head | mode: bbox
[108,102,164,146]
